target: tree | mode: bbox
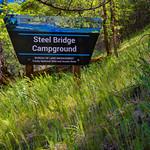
[36,0,111,12]
[110,0,119,57]
[0,3,22,82]
[102,1,112,55]
[0,41,10,84]
[0,42,4,83]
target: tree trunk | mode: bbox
[102,2,112,56]
[110,0,119,57]
[0,41,5,84]
[0,41,11,84]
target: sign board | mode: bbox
[4,15,101,65]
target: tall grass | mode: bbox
[0,26,149,149]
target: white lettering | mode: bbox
[33,36,52,43]
[53,37,76,45]
[32,45,77,53]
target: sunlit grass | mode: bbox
[0,26,149,149]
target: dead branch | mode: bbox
[36,0,111,12]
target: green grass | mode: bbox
[0,26,150,150]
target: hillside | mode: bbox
[0,26,149,149]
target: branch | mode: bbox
[36,0,111,12]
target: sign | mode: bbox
[5,15,102,65]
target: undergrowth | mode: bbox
[0,26,149,150]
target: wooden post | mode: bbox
[25,64,33,78]
[72,65,81,85]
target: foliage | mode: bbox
[0,1,149,149]
[0,0,149,76]
[119,0,150,38]
[0,3,24,76]
[0,26,149,149]
[138,33,150,89]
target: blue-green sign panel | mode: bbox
[5,15,101,65]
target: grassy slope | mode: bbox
[0,26,150,150]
